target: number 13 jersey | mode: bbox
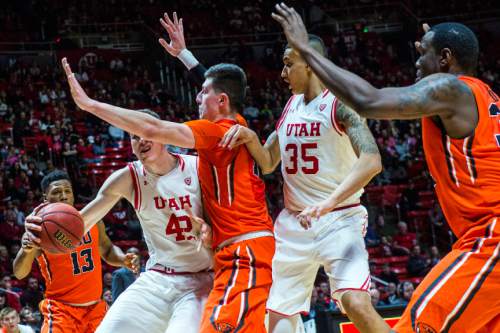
[128,154,212,273]
[276,91,362,211]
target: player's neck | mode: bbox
[143,151,178,176]
[303,78,324,104]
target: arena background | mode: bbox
[0,0,499,332]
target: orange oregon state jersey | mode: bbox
[185,118,273,249]
[422,76,500,242]
[36,225,102,303]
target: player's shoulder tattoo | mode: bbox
[336,101,379,154]
[397,73,472,115]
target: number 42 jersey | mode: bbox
[276,90,362,212]
[128,154,212,273]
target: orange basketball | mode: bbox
[37,203,85,254]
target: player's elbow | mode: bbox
[141,119,167,143]
[351,90,383,117]
[368,153,383,176]
[13,264,28,280]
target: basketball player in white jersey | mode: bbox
[219,37,392,333]
[24,109,213,333]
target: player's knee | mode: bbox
[341,290,373,316]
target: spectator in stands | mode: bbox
[392,221,416,255]
[316,282,335,311]
[103,272,113,291]
[429,202,445,227]
[383,282,398,305]
[19,279,42,310]
[407,245,429,277]
[0,247,11,276]
[0,210,22,246]
[73,176,95,204]
[102,288,113,308]
[0,307,35,333]
[392,281,414,306]
[429,245,441,267]
[399,181,419,217]
[365,221,380,247]
[111,247,141,302]
[18,307,40,333]
[301,288,318,333]
[0,287,20,313]
[369,288,385,307]
[378,263,399,285]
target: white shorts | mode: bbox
[96,270,213,333]
[266,205,370,316]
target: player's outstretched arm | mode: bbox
[220,125,281,174]
[62,58,195,148]
[298,102,381,228]
[80,167,133,233]
[272,4,476,137]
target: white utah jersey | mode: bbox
[276,90,362,211]
[128,154,212,272]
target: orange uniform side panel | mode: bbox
[185,119,273,249]
[39,299,107,333]
[200,236,274,333]
[37,225,102,304]
[421,76,500,242]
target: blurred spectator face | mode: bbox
[1,276,12,289]
[102,289,112,306]
[412,245,421,255]
[103,273,112,287]
[386,282,397,296]
[19,307,35,324]
[5,210,16,224]
[0,246,8,258]
[369,288,380,307]
[382,263,391,274]
[319,282,330,296]
[45,180,74,206]
[130,134,163,164]
[27,278,38,291]
[1,308,20,332]
[397,222,408,234]
[0,293,5,307]
[281,48,309,95]
[402,282,414,301]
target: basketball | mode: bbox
[37,203,85,254]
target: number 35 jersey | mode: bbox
[128,154,212,273]
[276,91,362,212]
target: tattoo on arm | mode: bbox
[336,102,379,155]
[395,74,472,118]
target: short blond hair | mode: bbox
[0,307,17,321]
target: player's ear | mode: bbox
[440,47,452,68]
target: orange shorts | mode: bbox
[395,236,500,333]
[39,299,107,333]
[200,236,274,333]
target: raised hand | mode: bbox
[219,125,255,150]
[271,3,309,52]
[22,202,49,250]
[159,12,186,57]
[61,57,97,112]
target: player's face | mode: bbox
[1,311,20,331]
[130,134,163,164]
[45,180,75,206]
[196,78,220,120]
[415,32,441,82]
[281,48,309,94]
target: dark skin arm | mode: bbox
[97,221,138,271]
[272,3,477,139]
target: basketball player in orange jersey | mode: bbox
[61,55,275,332]
[12,170,137,333]
[273,4,500,332]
